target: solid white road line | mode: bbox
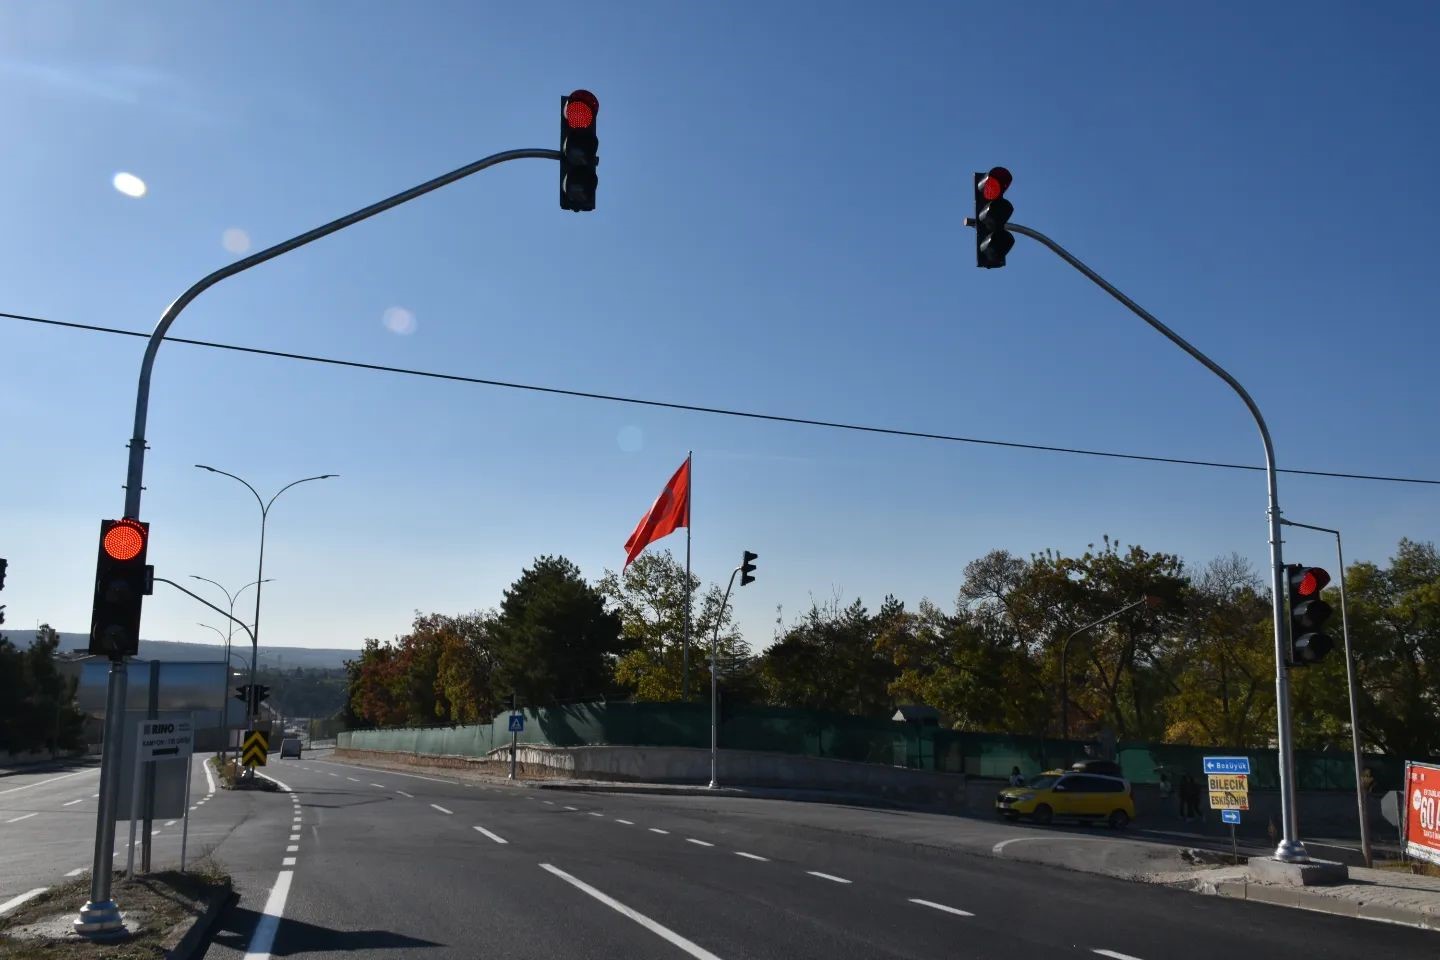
[909,898,974,917]
[63,798,86,806]
[396,790,414,798]
[241,868,293,960]
[734,852,769,861]
[615,819,634,825]
[991,835,1112,856]
[203,757,217,794]
[430,804,453,815]
[685,838,715,847]
[0,768,94,796]
[473,826,508,844]
[0,887,49,915]
[648,827,669,834]
[255,772,295,793]
[1093,951,1145,960]
[65,867,86,877]
[806,871,851,884]
[539,864,724,960]
[5,813,39,824]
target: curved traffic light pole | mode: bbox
[80,147,562,935]
[980,218,1309,864]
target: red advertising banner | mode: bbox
[1404,761,1440,866]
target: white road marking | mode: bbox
[292,817,302,823]
[1093,952,1145,960]
[909,898,974,917]
[346,777,361,782]
[255,772,294,793]
[686,838,715,847]
[63,798,86,806]
[648,827,669,834]
[165,820,177,827]
[203,758,217,794]
[281,856,296,867]
[542,800,555,805]
[369,783,386,788]
[0,768,94,796]
[615,819,634,825]
[992,836,1112,856]
[396,790,414,798]
[539,863,723,960]
[92,793,99,798]
[309,758,458,785]
[190,806,199,811]
[328,772,338,777]
[563,805,578,811]
[65,867,86,877]
[286,845,299,852]
[5,813,39,824]
[241,868,293,960]
[588,811,605,817]
[431,804,453,815]
[473,825,508,844]
[0,887,49,915]
[151,829,161,836]
[806,871,851,884]
[734,851,769,861]
[289,833,301,840]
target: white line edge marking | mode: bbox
[1093,951,1145,960]
[685,838,714,847]
[397,790,414,798]
[5,813,39,824]
[909,898,974,917]
[473,825,509,844]
[539,863,723,960]
[65,867,86,877]
[63,798,86,806]
[734,851,769,861]
[0,887,49,915]
[615,819,634,825]
[0,768,94,796]
[431,804,453,815]
[992,836,1114,855]
[241,869,293,960]
[648,827,669,834]
[203,757,217,794]
[806,871,851,884]
[254,771,294,793]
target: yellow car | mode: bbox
[995,770,1136,828]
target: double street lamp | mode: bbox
[192,576,271,759]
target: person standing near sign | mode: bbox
[1181,774,1202,822]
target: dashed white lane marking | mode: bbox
[1093,951,1144,960]
[473,826,509,844]
[588,811,605,817]
[686,838,715,847]
[369,783,386,789]
[165,820,177,827]
[292,816,302,823]
[289,832,301,840]
[309,758,458,785]
[539,864,723,960]
[563,805,578,811]
[346,777,361,782]
[241,869,293,960]
[430,804,453,815]
[92,793,100,798]
[65,867,86,877]
[397,790,414,798]
[328,773,338,777]
[648,827,669,834]
[4,813,39,824]
[63,798,86,806]
[734,852,769,861]
[615,819,634,825]
[0,768,94,796]
[806,871,851,884]
[0,887,50,915]
[281,856,296,867]
[542,800,555,805]
[909,898,974,917]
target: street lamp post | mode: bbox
[1060,596,1154,742]
[191,577,271,760]
[195,467,335,732]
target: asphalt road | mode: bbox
[187,752,1434,960]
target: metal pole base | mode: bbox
[707,780,718,790]
[74,899,125,936]
[1273,839,1311,863]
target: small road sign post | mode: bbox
[125,718,194,877]
[508,712,523,780]
[242,729,269,768]
[1206,756,1250,864]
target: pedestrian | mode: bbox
[1009,766,1025,787]
[1158,772,1173,810]
[1181,774,1201,822]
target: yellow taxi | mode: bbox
[995,769,1136,828]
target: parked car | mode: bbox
[995,770,1135,828]
[1070,759,1125,777]
[279,737,303,759]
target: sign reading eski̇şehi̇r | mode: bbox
[242,729,269,767]
[1205,756,1249,811]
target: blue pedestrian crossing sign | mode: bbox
[1221,809,1241,825]
[508,714,524,733]
[1203,756,1250,775]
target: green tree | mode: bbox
[434,611,501,723]
[759,595,900,716]
[0,624,85,754]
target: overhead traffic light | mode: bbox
[234,685,249,703]
[254,684,271,705]
[560,89,599,212]
[1287,565,1334,665]
[740,550,758,587]
[88,518,150,658]
[974,166,1014,268]
[0,557,7,626]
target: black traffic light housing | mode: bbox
[1287,565,1335,665]
[560,89,599,212]
[254,684,271,704]
[88,518,150,658]
[234,685,250,703]
[0,557,7,626]
[740,550,758,587]
[974,167,1014,268]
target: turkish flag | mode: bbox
[624,458,691,568]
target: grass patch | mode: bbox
[1375,858,1440,878]
[210,756,274,791]
[0,860,230,959]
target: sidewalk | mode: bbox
[1179,863,1440,930]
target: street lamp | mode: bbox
[192,577,271,760]
[1059,596,1157,741]
[194,467,335,726]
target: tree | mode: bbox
[434,611,502,723]
[759,596,899,716]
[492,556,625,706]
[0,624,85,754]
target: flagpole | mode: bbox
[683,451,692,702]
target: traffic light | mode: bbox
[974,166,1014,268]
[88,518,150,658]
[254,685,271,705]
[560,89,599,212]
[1287,565,1335,665]
[0,557,7,626]
[235,685,249,703]
[740,550,758,587]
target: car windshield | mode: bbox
[1027,776,1060,790]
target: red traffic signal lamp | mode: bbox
[1287,564,1334,665]
[89,518,151,658]
[560,89,599,212]
[974,166,1014,268]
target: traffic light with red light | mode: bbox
[88,518,150,658]
[560,89,599,212]
[974,166,1014,268]
[1287,565,1334,665]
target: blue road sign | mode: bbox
[1203,756,1251,775]
[1221,809,1241,825]
[508,714,525,733]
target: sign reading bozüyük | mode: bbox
[1405,761,1440,867]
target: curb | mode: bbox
[1207,877,1437,932]
[534,782,750,798]
[162,883,236,960]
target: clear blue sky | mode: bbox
[2,1,1436,656]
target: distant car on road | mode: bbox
[995,770,1135,828]
[279,737,302,759]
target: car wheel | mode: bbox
[1032,804,1053,825]
[1108,809,1130,829]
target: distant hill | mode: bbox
[43,632,355,671]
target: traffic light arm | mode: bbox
[152,577,257,651]
[972,217,1306,863]
[121,148,561,520]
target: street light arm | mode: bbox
[152,577,257,650]
[195,465,264,515]
[1061,596,1153,659]
[265,474,338,514]
[196,622,228,643]
[188,575,238,609]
